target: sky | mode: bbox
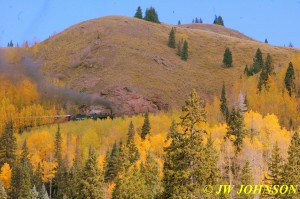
[1,0,300,48]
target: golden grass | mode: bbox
[33,16,300,108]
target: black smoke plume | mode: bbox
[0,51,111,109]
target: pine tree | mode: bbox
[31,185,39,199]
[33,163,43,192]
[141,153,162,199]
[195,17,199,23]
[0,121,17,167]
[180,89,207,197]
[200,18,203,23]
[141,112,151,140]
[263,142,284,198]
[168,27,176,48]
[181,40,189,61]
[237,161,254,199]
[225,108,246,154]
[284,62,296,96]
[10,162,32,199]
[176,39,183,56]
[53,125,67,198]
[104,142,119,182]
[9,40,14,47]
[126,122,140,163]
[213,15,218,24]
[281,132,300,189]
[258,54,273,92]
[78,148,104,199]
[178,20,181,25]
[217,16,224,26]
[223,48,233,67]
[144,7,160,23]
[39,184,50,199]
[134,6,143,19]
[0,181,7,199]
[252,48,264,74]
[220,82,229,122]
[112,165,147,199]
[265,38,268,43]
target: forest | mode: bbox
[0,49,299,198]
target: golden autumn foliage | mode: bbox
[0,163,12,189]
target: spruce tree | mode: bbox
[112,165,147,199]
[252,48,264,74]
[0,181,7,199]
[78,148,104,199]
[126,122,140,163]
[223,47,233,67]
[168,27,176,48]
[181,40,189,61]
[200,18,203,23]
[265,38,268,43]
[217,16,224,26]
[220,82,229,122]
[281,132,300,189]
[53,125,67,198]
[258,54,273,92]
[134,6,143,19]
[141,153,162,199]
[10,162,32,199]
[195,17,199,23]
[213,15,218,24]
[178,20,181,25]
[0,121,17,167]
[180,89,207,197]
[141,112,151,140]
[104,142,119,182]
[244,65,250,76]
[284,62,296,96]
[176,39,183,56]
[237,161,254,199]
[225,108,246,154]
[144,7,160,23]
[39,184,50,199]
[263,142,284,198]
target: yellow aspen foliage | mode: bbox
[0,163,12,189]
[41,160,57,182]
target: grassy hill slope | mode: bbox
[33,16,300,114]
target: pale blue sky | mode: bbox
[1,0,300,47]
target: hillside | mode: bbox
[33,16,300,115]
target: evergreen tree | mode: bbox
[281,132,300,189]
[263,142,284,198]
[195,17,199,23]
[265,38,268,43]
[141,153,162,199]
[200,18,203,23]
[223,47,233,67]
[39,184,50,199]
[203,135,220,186]
[178,20,181,25]
[126,122,140,163]
[176,39,183,56]
[220,82,229,122]
[53,125,67,198]
[0,181,7,199]
[31,185,39,199]
[213,15,218,24]
[144,7,160,23]
[78,148,104,199]
[181,40,189,61]
[9,40,14,47]
[225,108,246,154]
[10,162,32,199]
[244,65,250,76]
[104,142,119,182]
[237,161,254,199]
[141,112,151,139]
[252,48,264,74]
[0,121,17,167]
[112,165,147,199]
[217,16,224,26]
[33,163,43,192]
[284,62,296,96]
[258,54,273,92]
[168,27,176,48]
[134,6,143,19]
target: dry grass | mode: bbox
[33,16,300,108]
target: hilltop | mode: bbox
[32,16,300,115]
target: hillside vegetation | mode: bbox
[32,16,300,114]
